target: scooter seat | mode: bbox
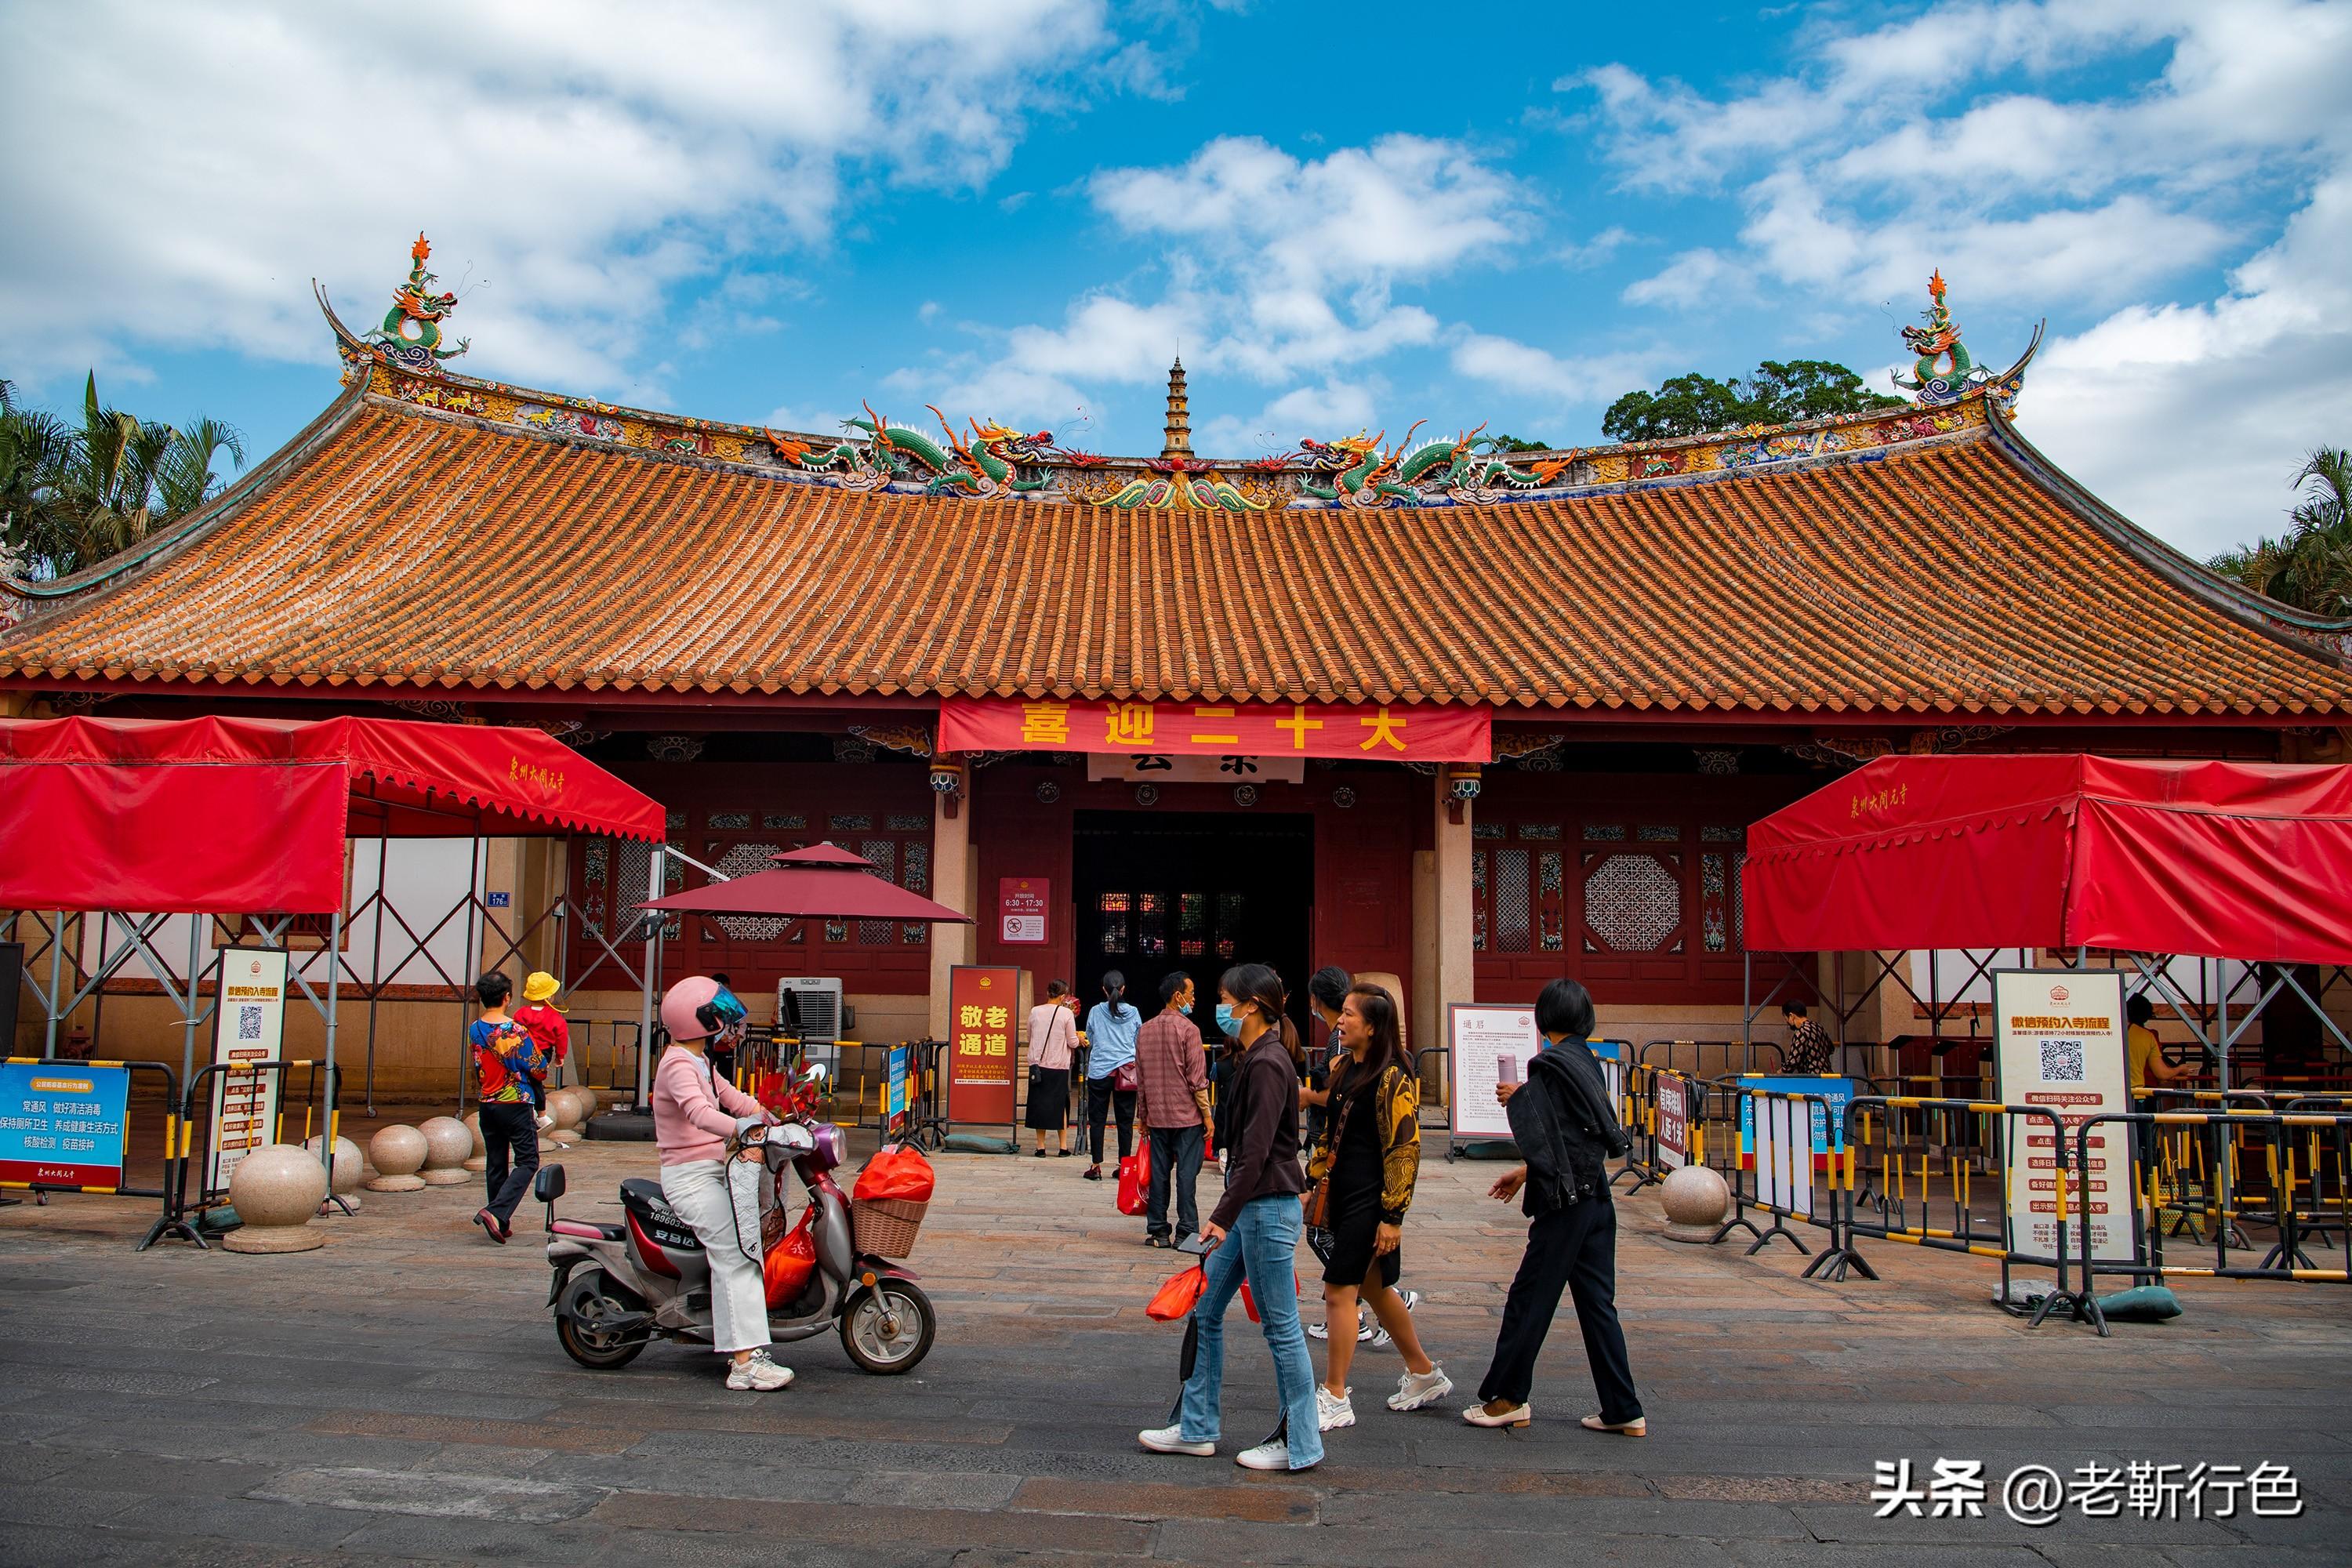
[619,1178,693,1232]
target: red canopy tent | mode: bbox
[1744,754,2352,963]
[643,842,975,924]
[0,714,665,913]
[0,715,667,1240]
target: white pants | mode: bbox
[661,1160,770,1354]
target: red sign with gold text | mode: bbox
[946,965,1021,1130]
[939,696,1490,763]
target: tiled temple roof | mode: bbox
[2,366,2346,717]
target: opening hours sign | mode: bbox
[940,696,1490,763]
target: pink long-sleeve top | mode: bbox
[652,1047,767,1166]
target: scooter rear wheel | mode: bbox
[557,1272,650,1370]
[840,1279,935,1374]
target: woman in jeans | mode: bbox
[1307,982,1450,1429]
[651,975,791,1393]
[1466,976,1644,1435]
[1081,971,1141,1181]
[1139,962,1321,1472]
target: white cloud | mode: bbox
[2025,173,2352,560]
[1450,333,1661,408]
[1566,0,2352,555]
[1196,380,1381,456]
[0,0,1133,395]
[886,133,1535,446]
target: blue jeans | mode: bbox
[1178,1193,1322,1468]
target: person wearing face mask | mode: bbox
[1082,972,1142,1181]
[1140,963,1320,1473]
[1134,970,1210,1248]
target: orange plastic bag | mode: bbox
[1115,1142,1152,1217]
[1146,1264,1207,1322]
[854,1144,937,1203]
[764,1210,818,1306]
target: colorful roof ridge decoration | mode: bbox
[289,243,2023,515]
[2,246,2344,717]
[1893,270,2042,408]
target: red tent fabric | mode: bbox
[0,715,666,915]
[1744,754,2352,964]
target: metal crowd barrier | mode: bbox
[2072,1109,2352,1334]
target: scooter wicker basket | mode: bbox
[851,1196,927,1258]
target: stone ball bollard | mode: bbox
[1659,1163,1733,1243]
[303,1134,366,1214]
[366,1124,430,1192]
[220,1144,329,1253]
[549,1088,585,1146]
[463,1112,488,1174]
[417,1116,474,1185]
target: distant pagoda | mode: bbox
[1160,358,1192,459]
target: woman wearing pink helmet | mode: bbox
[652,975,790,1392]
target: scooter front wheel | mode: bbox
[840,1279,935,1374]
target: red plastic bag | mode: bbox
[1115,1142,1152,1217]
[764,1210,818,1306]
[855,1144,937,1203]
[1239,1272,1301,1324]
[1145,1264,1207,1322]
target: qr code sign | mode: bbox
[237,1004,264,1041]
[2040,1037,2085,1083]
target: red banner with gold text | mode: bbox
[938,696,1490,763]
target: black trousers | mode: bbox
[1478,1194,1642,1422]
[1146,1123,1205,1240]
[480,1102,541,1228]
[1086,1077,1137,1165]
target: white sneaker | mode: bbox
[1369,1290,1418,1350]
[1236,1439,1308,1472]
[1388,1365,1454,1412]
[1316,1386,1355,1431]
[1138,1425,1215,1457]
[725,1350,793,1392]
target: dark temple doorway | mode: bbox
[1071,810,1315,1042]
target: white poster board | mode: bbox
[1751,1093,1813,1219]
[205,949,289,1196]
[1446,1003,1538,1140]
[1994,969,2132,1265]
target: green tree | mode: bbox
[2209,447,2352,619]
[1602,359,1903,443]
[1483,434,1555,453]
[0,372,245,580]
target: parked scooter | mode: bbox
[535,1066,935,1375]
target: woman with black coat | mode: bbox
[1465,977,1646,1436]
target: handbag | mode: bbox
[1112,1060,1139,1094]
[1301,1061,1365,1232]
[1145,1263,1207,1322]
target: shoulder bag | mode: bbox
[1301,1061,1363,1232]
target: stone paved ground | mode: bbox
[0,1120,2346,1566]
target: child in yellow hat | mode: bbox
[515,972,569,1104]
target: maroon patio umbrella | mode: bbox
[641,843,973,923]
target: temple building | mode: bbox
[5,245,2348,1096]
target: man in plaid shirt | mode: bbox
[1134,971,1211,1248]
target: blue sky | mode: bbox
[5,0,2349,557]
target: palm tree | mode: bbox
[2210,447,2352,619]
[0,372,245,580]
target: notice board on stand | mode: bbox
[1993,968,2132,1265]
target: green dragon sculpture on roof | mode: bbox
[1893,270,2042,408]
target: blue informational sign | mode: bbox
[1737,1074,1853,1168]
[884,1043,911,1135]
[0,1061,131,1189]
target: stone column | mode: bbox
[926,771,975,1040]
[1431,772,1476,1080]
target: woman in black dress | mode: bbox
[1306,982,1450,1431]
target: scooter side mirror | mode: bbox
[534,1164,566,1203]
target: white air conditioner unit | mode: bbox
[777,977,846,1072]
